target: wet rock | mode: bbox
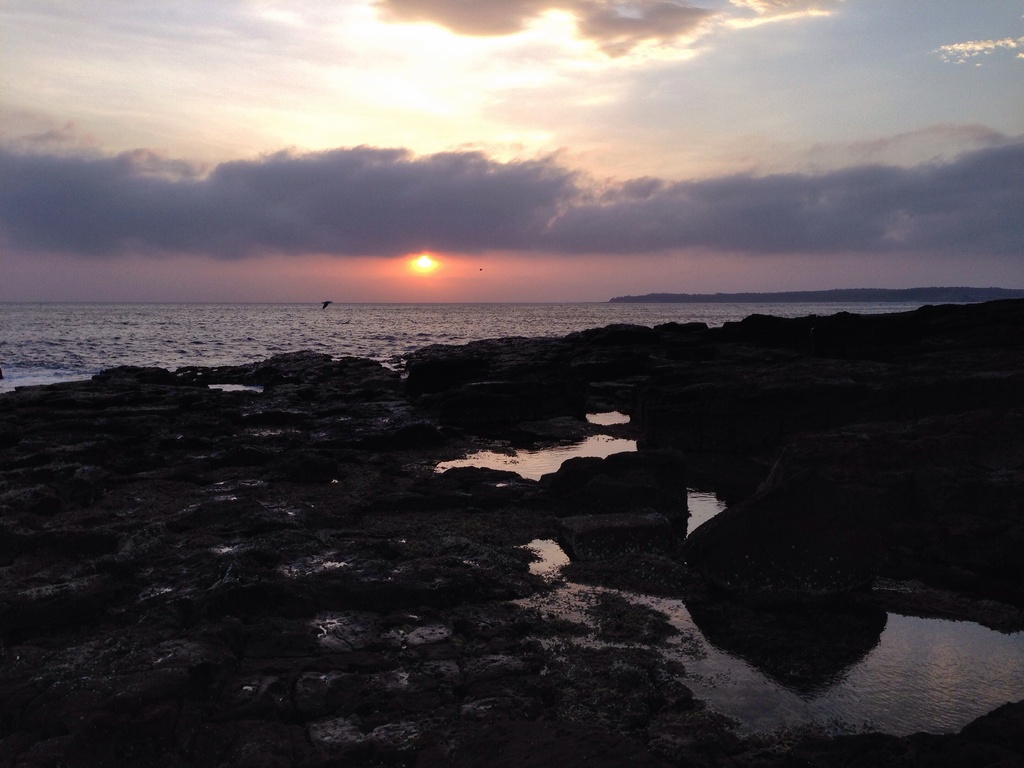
[790,723,1024,768]
[638,300,1024,459]
[406,336,586,429]
[268,449,338,483]
[552,645,696,736]
[960,700,1024,756]
[865,578,1024,633]
[540,449,688,524]
[404,355,491,396]
[561,553,704,598]
[432,379,585,429]
[588,591,678,645]
[2,302,1024,768]
[682,471,886,602]
[422,466,536,509]
[558,512,676,562]
[707,408,1024,605]
[416,719,672,768]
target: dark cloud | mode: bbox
[576,2,710,55]
[545,141,1024,256]
[376,0,551,36]
[0,146,577,258]
[1,141,1022,261]
[376,0,710,54]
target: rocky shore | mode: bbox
[2,300,1024,767]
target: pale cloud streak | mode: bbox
[725,0,838,28]
[935,36,1024,64]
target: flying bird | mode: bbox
[321,301,333,309]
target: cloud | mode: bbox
[1,140,1021,262]
[375,0,551,36]
[728,0,835,13]
[0,146,577,258]
[725,0,838,26]
[576,2,710,55]
[547,141,1024,255]
[376,0,711,54]
[935,36,1024,64]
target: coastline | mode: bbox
[2,299,1024,766]
[609,287,1024,303]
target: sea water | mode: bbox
[0,301,923,393]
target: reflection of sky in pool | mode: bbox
[687,490,726,533]
[435,418,728,532]
[435,422,727,533]
[585,411,630,426]
[208,383,264,393]
[521,540,1024,737]
[456,419,1024,737]
[435,434,638,481]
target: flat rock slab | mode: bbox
[558,512,676,561]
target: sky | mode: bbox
[1,0,1022,302]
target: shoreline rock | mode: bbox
[2,301,1024,766]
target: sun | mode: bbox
[410,253,440,274]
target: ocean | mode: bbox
[0,301,926,393]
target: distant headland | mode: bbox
[608,287,1024,303]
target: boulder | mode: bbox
[539,450,688,526]
[682,471,886,602]
[685,406,1024,605]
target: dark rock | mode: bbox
[92,365,181,385]
[683,471,886,602]
[718,408,1024,604]
[540,449,688,524]
[0,426,21,448]
[406,336,587,430]
[433,379,584,428]
[423,466,536,508]
[790,729,1024,768]
[561,553,703,597]
[960,700,1024,756]
[269,449,338,482]
[638,300,1024,458]
[416,719,672,768]
[2,302,1024,768]
[588,591,678,645]
[405,355,491,396]
[558,512,676,561]
[572,323,659,347]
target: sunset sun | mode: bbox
[410,253,439,274]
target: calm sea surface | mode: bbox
[0,301,924,393]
